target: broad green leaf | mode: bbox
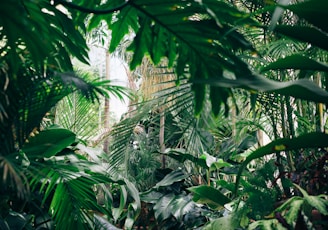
[153,169,189,189]
[128,17,152,69]
[5,211,31,230]
[153,194,175,222]
[109,6,138,53]
[275,196,303,213]
[210,86,223,116]
[169,195,193,220]
[123,178,141,221]
[236,132,328,193]
[22,128,76,158]
[286,0,328,33]
[165,149,208,169]
[261,54,328,72]
[188,185,231,209]
[140,190,164,203]
[112,186,127,221]
[210,159,232,171]
[285,199,304,227]
[106,0,254,114]
[192,83,206,117]
[125,202,139,229]
[275,25,328,51]
[150,25,168,65]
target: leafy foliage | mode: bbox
[0,0,134,229]
[2,0,328,229]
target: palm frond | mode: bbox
[0,0,88,72]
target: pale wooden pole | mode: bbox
[103,50,111,153]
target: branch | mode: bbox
[54,0,129,14]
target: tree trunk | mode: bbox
[103,51,111,153]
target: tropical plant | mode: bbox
[2,0,328,229]
[0,0,137,229]
[91,0,328,228]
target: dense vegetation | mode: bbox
[1,0,327,229]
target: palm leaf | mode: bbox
[87,0,255,115]
[0,0,88,72]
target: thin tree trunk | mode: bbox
[315,73,324,132]
[103,51,111,153]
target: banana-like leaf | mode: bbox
[188,185,231,210]
[153,169,189,189]
[261,54,328,72]
[235,132,328,194]
[275,25,328,52]
[22,128,76,158]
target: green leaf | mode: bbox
[195,73,328,104]
[192,83,206,117]
[286,0,328,33]
[128,18,152,69]
[210,86,222,116]
[188,185,231,210]
[109,6,138,53]
[203,215,236,230]
[285,199,304,227]
[210,159,232,171]
[275,25,328,51]
[165,149,208,169]
[22,128,76,158]
[112,186,127,221]
[169,195,192,220]
[153,169,189,189]
[261,54,328,72]
[248,219,287,230]
[153,194,175,222]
